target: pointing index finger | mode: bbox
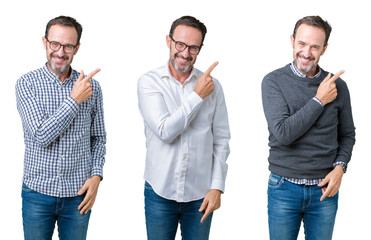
[85,68,101,81]
[204,61,219,76]
[329,70,344,82]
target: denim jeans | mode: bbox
[144,182,213,240]
[22,183,90,240]
[267,173,338,240]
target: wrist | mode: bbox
[312,96,324,107]
[333,162,347,173]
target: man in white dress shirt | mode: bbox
[137,16,231,240]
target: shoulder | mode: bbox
[138,65,166,88]
[263,65,290,83]
[16,67,45,89]
[262,65,291,91]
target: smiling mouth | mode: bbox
[175,54,192,63]
[298,54,315,63]
[51,53,69,63]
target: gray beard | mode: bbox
[170,53,193,74]
[48,60,70,74]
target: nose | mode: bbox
[56,46,65,56]
[180,47,191,58]
[302,45,311,56]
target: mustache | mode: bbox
[175,53,192,62]
[51,53,69,61]
[297,53,315,61]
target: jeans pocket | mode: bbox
[144,181,153,191]
[22,183,34,193]
[268,173,285,189]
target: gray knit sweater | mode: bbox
[262,64,355,179]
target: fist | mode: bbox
[71,68,100,104]
[194,62,218,99]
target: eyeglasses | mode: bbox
[169,36,201,55]
[45,38,78,54]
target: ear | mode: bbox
[290,35,295,48]
[198,44,204,54]
[166,35,171,49]
[42,37,47,50]
[74,44,81,55]
[321,44,328,56]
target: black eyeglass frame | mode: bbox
[169,36,202,55]
[45,37,79,54]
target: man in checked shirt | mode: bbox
[16,16,106,240]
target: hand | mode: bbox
[315,70,344,106]
[71,68,101,104]
[194,62,218,99]
[318,165,344,201]
[77,175,101,214]
[199,189,222,223]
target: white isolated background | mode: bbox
[0,0,369,239]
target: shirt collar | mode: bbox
[162,61,198,84]
[42,63,77,84]
[290,62,321,78]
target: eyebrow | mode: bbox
[297,40,321,49]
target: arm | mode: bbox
[16,77,79,147]
[15,69,100,147]
[78,81,106,214]
[318,81,355,200]
[200,82,230,223]
[89,82,106,178]
[261,72,343,145]
[138,63,218,143]
[261,76,324,145]
[138,75,203,143]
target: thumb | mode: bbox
[77,70,85,81]
[78,184,88,195]
[318,177,329,187]
[322,72,332,82]
[199,198,208,212]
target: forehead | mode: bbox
[172,25,203,45]
[295,23,326,46]
[47,24,78,44]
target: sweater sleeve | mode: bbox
[335,81,356,165]
[261,74,324,145]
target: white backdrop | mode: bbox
[1,0,369,239]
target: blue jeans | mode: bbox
[268,173,338,240]
[22,183,90,240]
[144,182,213,240]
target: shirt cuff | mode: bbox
[333,161,347,173]
[312,97,324,107]
[91,167,104,180]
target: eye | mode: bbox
[64,45,75,51]
[51,42,60,48]
[176,42,186,48]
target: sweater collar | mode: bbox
[290,62,321,79]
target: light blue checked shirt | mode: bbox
[16,64,106,197]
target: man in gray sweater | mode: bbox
[262,16,355,240]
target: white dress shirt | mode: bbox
[138,63,230,202]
